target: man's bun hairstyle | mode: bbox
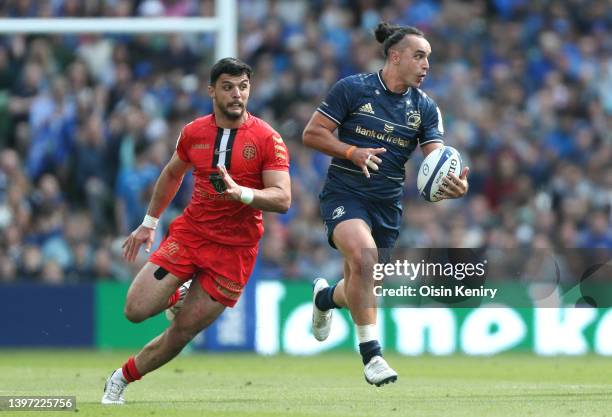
[375,22,424,57]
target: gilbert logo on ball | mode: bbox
[417,146,462,202]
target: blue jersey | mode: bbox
[317,71,444,200]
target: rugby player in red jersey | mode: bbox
[102,58,290,405]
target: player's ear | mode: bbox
[207,84,215,98]
[389,49,400,65]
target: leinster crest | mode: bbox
[406,110,421,130]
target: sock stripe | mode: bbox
[121,364,133,382]
[127,357,142,380]
[167,288,180,308]
[121,356,142,382]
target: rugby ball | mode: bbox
[417,146,462,202]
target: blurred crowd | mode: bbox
[0,0,610,285]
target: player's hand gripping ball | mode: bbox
[417,146,463,202]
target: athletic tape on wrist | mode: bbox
[142,214,159,230]
[240,187,254,205]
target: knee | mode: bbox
[124,303,148,323]
[346,248,377,279]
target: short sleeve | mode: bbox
[419,98,445,146]
[175,127,190,162]
[262,133,290,171]
[316,78,352,125]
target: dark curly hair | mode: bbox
[209,57,253,85]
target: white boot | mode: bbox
[311,278,333,341]
[101,369,127,405]
[364,356,398,387]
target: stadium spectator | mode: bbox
[114,139,161,235]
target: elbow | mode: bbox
[160,166,178,185]
[277,192,291,214]
[280,195,291,214]
[302,127,315,148]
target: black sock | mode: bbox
[359,340,382,365]
[315,284,339,311]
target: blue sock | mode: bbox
[315,284,339,311]
[359,340,382,365]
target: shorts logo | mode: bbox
[332,206,345,220]
[160,240,180,261]
[422,164,429,175]
[243,143,256,160]
[213,275,243,300]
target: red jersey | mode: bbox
[173,113,289,246]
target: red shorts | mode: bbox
[149,232,258,307]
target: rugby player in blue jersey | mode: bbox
[302,22,469,386]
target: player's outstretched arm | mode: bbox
[217,165,291,213]
[302,112,386,178]
[122,152,192,262]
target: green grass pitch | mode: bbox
[1,350,610,417]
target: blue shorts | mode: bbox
[319,191,402,251]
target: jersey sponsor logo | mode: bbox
[209,172,227,194]
[242,143,256,160]
[332,206,346,220]
[192,143,210,149]
[358,102,375,114]
[194,187,233,201]
[355,125,410,148]
[406,110,422,129]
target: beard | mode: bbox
[218,103,244,120]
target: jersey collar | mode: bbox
[377,70,411,96]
